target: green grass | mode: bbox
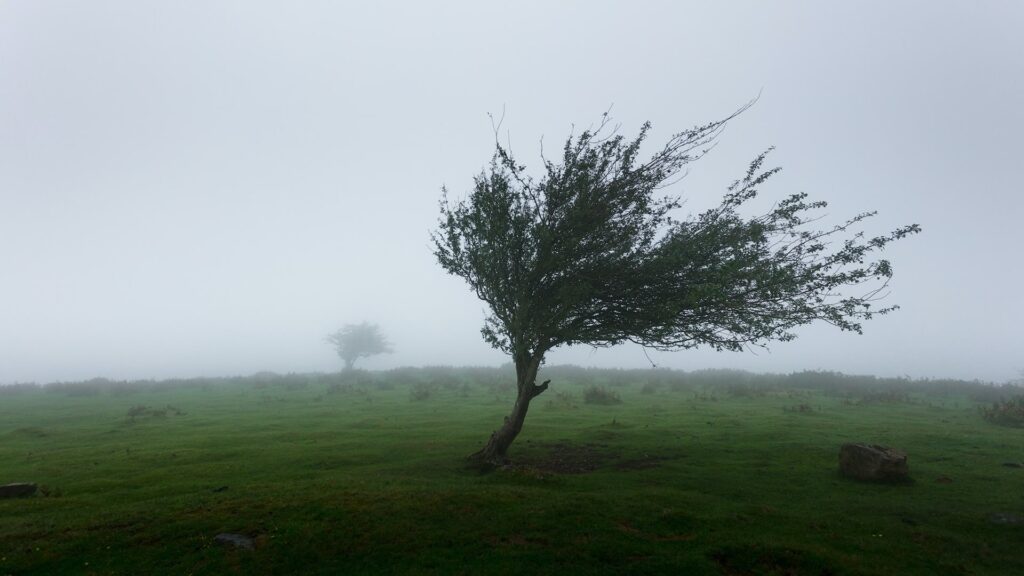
[1,369,1022,575]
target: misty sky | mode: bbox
[2,1,1022,384]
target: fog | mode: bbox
[1,1,1021,384]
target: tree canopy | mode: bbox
[432,108,920,463]
[326,322,393,371]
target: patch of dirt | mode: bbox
[518,441,613,474]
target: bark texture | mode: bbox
[470,355,549,465]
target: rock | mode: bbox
[988,513,1024,526]
[839,444,909,482]
[935,475,953,484]
[0,483,37,498]
[214,533,255,550]
[212,485,229,493]
[1002,462,1023,469]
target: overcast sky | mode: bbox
[1,1,1021,384]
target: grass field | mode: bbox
[1,367,1022,575]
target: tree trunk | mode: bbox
[343,358,355,371]
[469,354,549,466]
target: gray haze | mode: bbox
[2,1,1022,384]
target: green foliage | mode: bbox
[583,385,622,405]
[0,382,40,395]
[125,404,185,422]
[6,367,1015,403]
[545,391,578,409]
[980,396,1024,427]
[433,108,920,362]
[325,322,393,370]
[409,382,436,401]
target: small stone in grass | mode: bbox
[215,533,255,550]
[838,444,909,482]
[988,513,1024,526]
[0,483,37,498]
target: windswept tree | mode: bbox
[326,322,393,371]
[432,107,920,465]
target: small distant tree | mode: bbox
[326,322,393,371]
[432,107,920,465]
